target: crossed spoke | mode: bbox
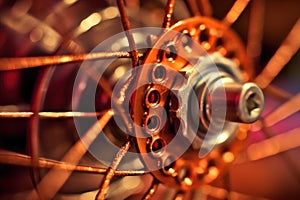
[26,109,113,200]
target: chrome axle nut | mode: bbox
[207,81,264,124]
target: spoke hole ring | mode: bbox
[145,89,161,107]
[152,65,166,82]
[148,137,166,157]
[145,115,161,134]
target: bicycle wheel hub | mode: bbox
[131,16,264,190]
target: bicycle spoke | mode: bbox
[0,52,138,71]
[0,111,104,118]
[0,149,145,176]
[255,18,300,89]
[197,0,212,16]
[202,185,269,200]
[162,0,175,29]
[264,84,292,102]
[117,0,139,68]
[184,0,201,16]
[252,93,300,131]
[26,109,113,200]
[96,140,131,200]
[264,92,300,127]
[222,0,250,26]
[142,179,159,200]
[251,87,294,132]
[84,63,114,97]
[184,0,212,17]
[229,191,269,200]
[247,124,300,184]
[247,127,300,161]
[246,0,265,66]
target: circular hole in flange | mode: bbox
[181,32,192,47]
[147,115,160,131]
[147,89,160,105]
[153,65,166,81]
[151,138,165,154]
[199,28,209,42]
[165,45,177,61]
[169,92,179,111]
[216,37,224,47]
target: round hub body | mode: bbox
[130,17,264,190]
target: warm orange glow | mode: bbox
[222,151,235,163]
[183,177,193,186]
[102,6,119,20]
[207,166,219,179]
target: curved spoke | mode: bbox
[96,140,131,200]
[26,109,113,200]
[255,18,300,89]
[117,0,139,68]
[0,52,140,71]
[222,0,250,26]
